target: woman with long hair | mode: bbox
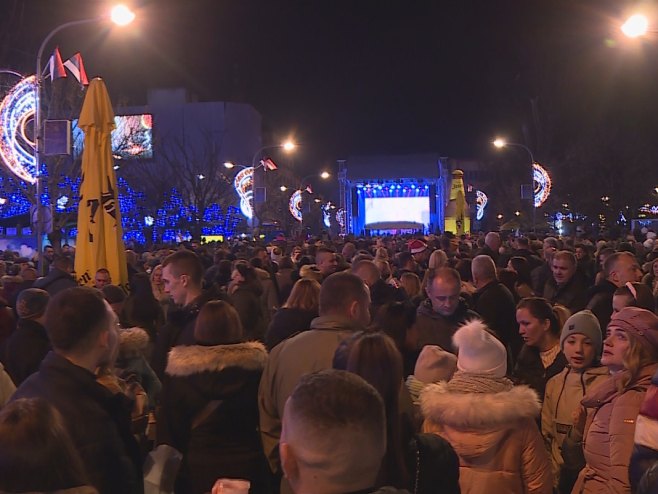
[508,256,535,299]
[333,331,411,490]
[0,398,96,493]
[123,272,165,345]
[513,297,569,399]
[572,307,658,493]
[159,300,269,494]
[228,262,267,342]
[265,278,320,350]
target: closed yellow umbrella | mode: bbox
[74,77,128,291]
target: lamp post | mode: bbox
[621,13,651,38]
[493,138,537,233]
[33,5,134,273]
[250,141,295,236]
[297,171,330,232]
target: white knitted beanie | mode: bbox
[453,319,507,378]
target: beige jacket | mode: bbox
[421,381,552,494]
[572,363,658,494]
[0,362,15,406]
[542,366,608,488]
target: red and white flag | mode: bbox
[64,52,89,86]
[305,185,313,194]
[46,47,67,81]
[261,158,278,171]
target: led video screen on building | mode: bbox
[364,196,430,226]
[72,114,153,160]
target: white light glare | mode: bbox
[111,5,135,26]
[622,14,649,38]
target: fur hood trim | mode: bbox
[119,327,149,356]
[420,381,541,429]
[166,341,267,377]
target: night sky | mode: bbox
[2,0,658,178]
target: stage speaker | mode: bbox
[429,185,436,214]
[352,189,360,216]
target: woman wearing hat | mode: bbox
[420,319,552,493]
[541,310,608,493]
[572,307,658,493]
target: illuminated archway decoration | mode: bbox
[475,190,488,221]
[233,166,254,219]
[0,76,37,184]
[533,162,551,208]
[289,189,302,222]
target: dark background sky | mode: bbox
[2,0,658,178]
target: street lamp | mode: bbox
[34,5,135,272]
[622,13,650,38]
[492,138,537,232]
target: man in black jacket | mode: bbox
[12,287,142,494]
[4,288,50,385]
[471,255,522,367]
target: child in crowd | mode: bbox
[541,310,608,493]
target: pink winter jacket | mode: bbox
[572,363,658,494]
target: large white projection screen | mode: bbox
[364,196,430,227]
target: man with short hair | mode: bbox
[151,250,220,377]
[315,247,339,280]
[280,369,404,494]
[587,251,643,330]
[543,250,588,313]
[33,255,77,296]
[352,259,405,317]
[476,231,501,264]
[471,255,522,364]
[409,267,478,353]
[12,287,142,494]
[4,288,50,385]
[259,272,371,486]
[94,268,112,290]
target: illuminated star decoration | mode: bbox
[289,190,302,222]
[533,163,551,208]
[475,190,488,221]
[0,76,37,184]
[233,166,254,219]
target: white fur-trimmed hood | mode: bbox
[166,341,267,377]
[420,381,541,429]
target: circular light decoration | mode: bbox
[475,190,488,221]
[533,162,551,208]
[0,75,37,184]
[233,166,254,219]
[289,189,302,222]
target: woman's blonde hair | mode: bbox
[619,334,658,391]
[283,278,321,312]
[400,272,422,299]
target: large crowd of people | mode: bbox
[2,229,658,493]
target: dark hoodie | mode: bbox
[586,279,617,332]
[230,280,267,342]
[411,298,479,353]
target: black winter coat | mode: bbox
[158,342,269,494]
[265,307,317,351]
[512,344,568,399]
[586,279,617,333]
[12,352,142,494]
[33,267,77,296]
[4,318,50,386]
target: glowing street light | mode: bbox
[492,138,507,148]
[622,13,650,38]
[280,185,288,192]
[282,140,296,152]
[320,171,331,179]
[110,4,136,26]
[223,161,235,169]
